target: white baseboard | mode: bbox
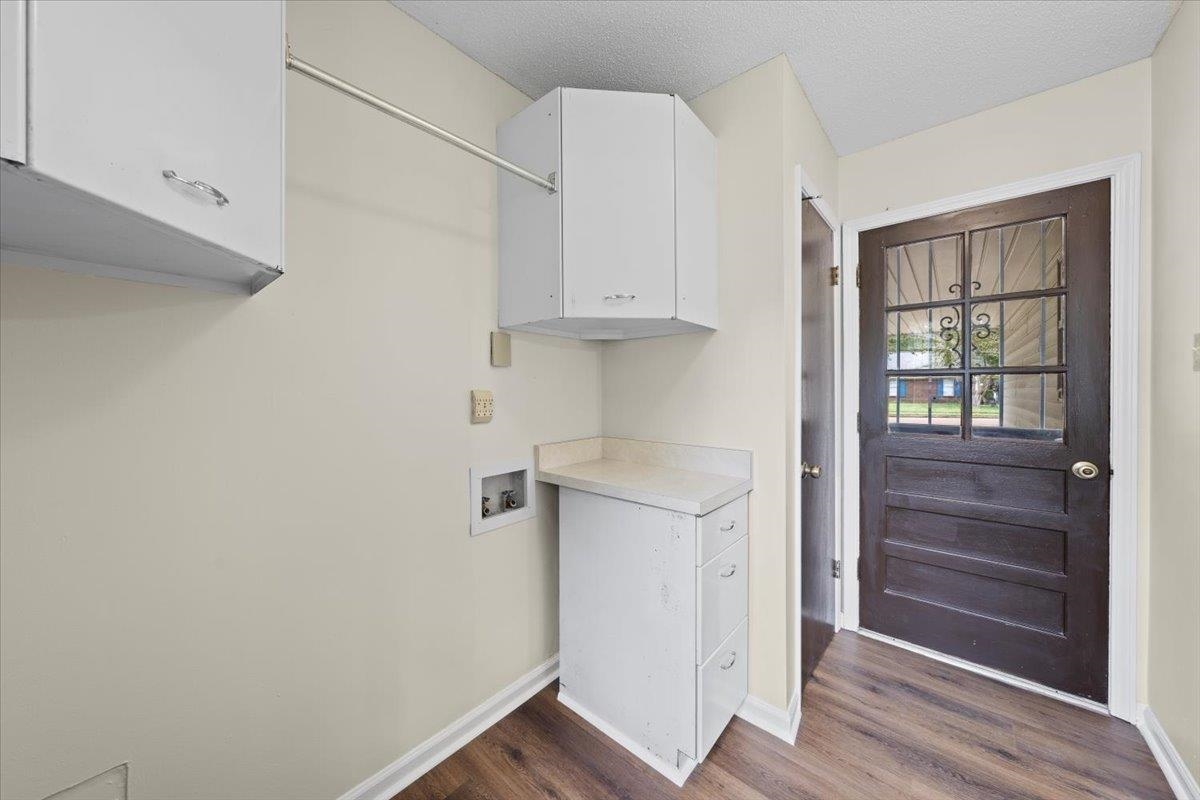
[557,690,697,786]
[1139,705,1200,800]
[338,655,560,800]
[736,689,801,745]
[855,628,1109,716]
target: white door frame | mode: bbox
[792,166,840,703]
[837,154,1142,723]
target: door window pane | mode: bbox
[885,376,963,436]
[970,297,1064,368]
[971,217,1064,296]
[971,373,1064,441]
[885,305,963,370]
[885,235,963,306]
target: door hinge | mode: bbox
[855,264,861,288]
[857,557,864,581]
[856,411,861,433]
[831,559,842,579]
[830,265,840,286]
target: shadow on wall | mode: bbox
[288,178,494,248]
[0,264,240,436]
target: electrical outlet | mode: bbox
[471,389,494,424]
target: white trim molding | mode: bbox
[1140,705,1200,800]
[736,689,802,745]
[338,656,559,800]
[558,690,698,786]
[839,154,1142,723]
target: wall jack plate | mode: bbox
[471,389,494,424]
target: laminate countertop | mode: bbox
[535,437,752,516]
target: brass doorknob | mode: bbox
[801,462,822,479]
[1072,461,1100,480]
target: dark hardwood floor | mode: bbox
[398,631,1173,800]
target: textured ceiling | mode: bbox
[391,0,1176,155]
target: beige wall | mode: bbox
[839,58,1156,701]
[0,3,601,799]
[1149,0,1200,779]
[600,56,839,709]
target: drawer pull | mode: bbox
[162,170,230,207]
[719,563,737,578]
[602,293,636,301]
[720,652,737,670]
[720,520,736,532]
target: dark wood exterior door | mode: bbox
[859,180,1111,701]
[801,200,836,688]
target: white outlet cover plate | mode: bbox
[469,458,536,536]
[471,389,494,423]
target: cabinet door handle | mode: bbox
[720,520,736,532]
[602,293,636,301]
[162,170,229,207]
[720,652,737,670]
[719,563,737,578]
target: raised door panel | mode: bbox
[561,89,674,320]
[27,0,283,268]
[674,97,717,329]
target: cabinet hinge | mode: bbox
[855,264,862,288]
[830,266,840,286]
[831,559,842,579]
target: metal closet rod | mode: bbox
[286,50,557,194]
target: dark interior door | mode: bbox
[801,199,836,688]
[859,180,1111,701]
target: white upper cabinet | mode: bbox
[498,88,717,340]
[0,0,284,294]
[561,89,676,321]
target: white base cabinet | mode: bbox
[0,0,284,294]
[558,487,749,785]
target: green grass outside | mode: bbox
[888,401,1000,418]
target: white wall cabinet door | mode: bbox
[674,97,718,329]
[560,89,675,320]
[26,0,284,269]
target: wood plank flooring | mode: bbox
[398,631,1173,800]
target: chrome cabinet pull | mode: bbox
[162,170,229,207]
[719,563,737,578]
[720,520,736,532]
[602,293,636,301]
[720,652,737,670]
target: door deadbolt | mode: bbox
[1071,461,1100,480]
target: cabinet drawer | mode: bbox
[698,536,748,663]
[698,494,747,564]
[697,617,748,761]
